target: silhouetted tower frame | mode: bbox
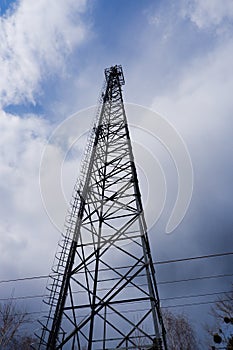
[36,65,167,350]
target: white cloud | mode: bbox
[0,0,87,107]
[152,39,233,137]
[182,0,233,29]
[0,110,85,280]
[0,111,57,279]
[151,37,233,240]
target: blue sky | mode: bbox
[1,0,220,116]
[0,0,233,346]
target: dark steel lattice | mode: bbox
[35,65,167,350]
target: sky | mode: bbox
[0,0,233,346]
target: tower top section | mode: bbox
[104,64,125,85]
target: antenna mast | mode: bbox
[36,65,167,350]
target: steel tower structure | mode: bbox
[36,65,167,350]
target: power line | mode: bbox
[0,272,232,291]
[0,289,231,304]
[8,297,233,322]
[0,274,50,284]
[155,251,233,265]
[0,251,232,284]
[159,272,233,285]
[0,294,44,301]
[162,299,231,309]
[161,290,232,301]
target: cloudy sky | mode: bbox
[0,0,233,345]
